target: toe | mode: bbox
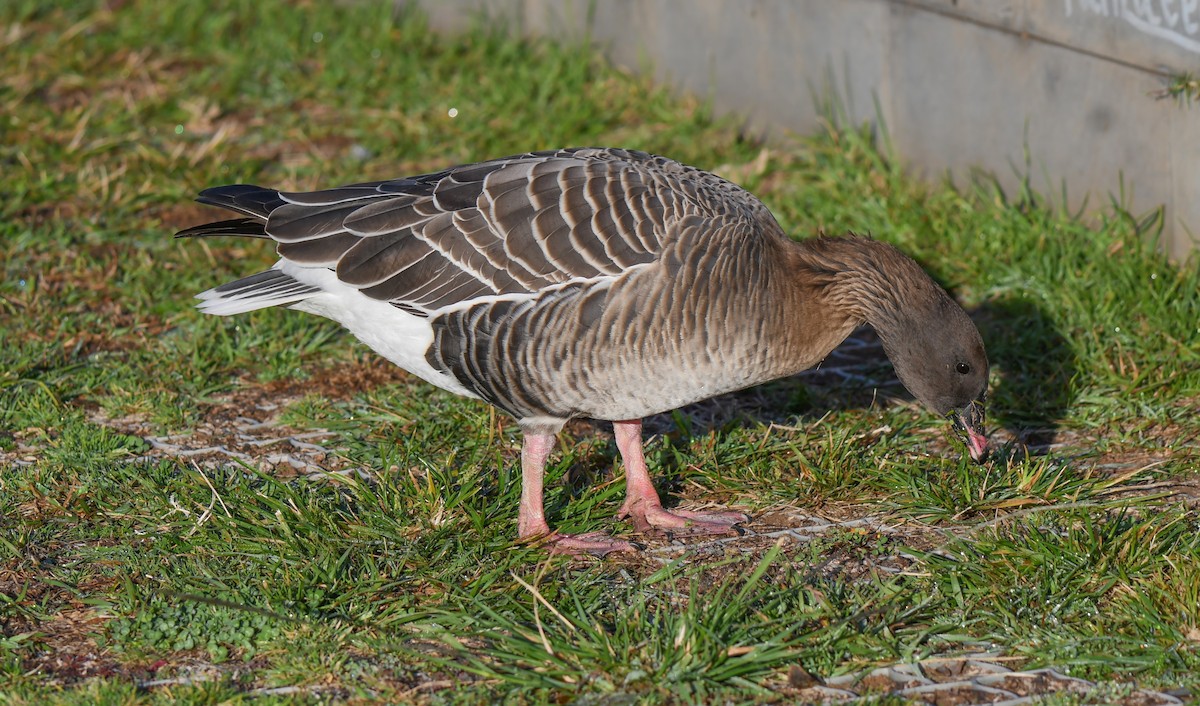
[628,506,749,537]
[671,509,750,526]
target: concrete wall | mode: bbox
[409,0,1199,259]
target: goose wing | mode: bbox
[247,147,772,315]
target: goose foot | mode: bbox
[619,501,748,536]
[613,419,748,537]
[517,433,638,557]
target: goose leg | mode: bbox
[517,432,636,556]
[614,420,748,535]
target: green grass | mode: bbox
[1158,71,1200,103]
[2,1,1200,703]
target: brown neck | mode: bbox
[781,235,941,346]
[750,236,872,377]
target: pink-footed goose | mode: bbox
[178,147,989,556]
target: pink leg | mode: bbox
[517,432,636,557]
[614,420,748,535]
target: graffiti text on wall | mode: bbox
[1065,0,1200,53]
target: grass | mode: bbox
[1157,71,1200,104]
[2,0,1199,703]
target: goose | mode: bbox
[177,147,989,556]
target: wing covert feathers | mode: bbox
[182,148,778,317]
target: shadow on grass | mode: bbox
[971,295,1077,452]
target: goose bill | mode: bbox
[950,400,988,463]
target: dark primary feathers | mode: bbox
[179,146,988,451]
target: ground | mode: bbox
[2,1,1200,704]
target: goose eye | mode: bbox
[956,362,971,375]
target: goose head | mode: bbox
[880,291,990,462]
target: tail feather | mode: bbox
[196,269,320,316]
[182,185,323,315]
